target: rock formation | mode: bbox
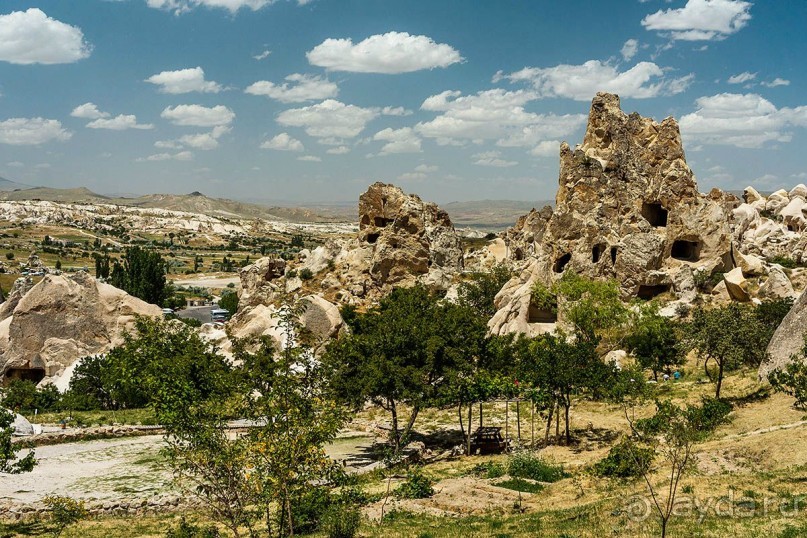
[760,288,807,380]
[491,92,736,336]
[0,272,162,387]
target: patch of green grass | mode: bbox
[495,478,544,494]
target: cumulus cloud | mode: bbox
[138,151,194,162]
[762,78,790,88]
[415,88,586,147]
[679,93,807,148]
[373,127,422,155]
[277,99,378,139]
[145,67,223,94]
[307,31,463,74]
[641,0,752,41]
[161,104,235,127]
[621,39,639,61]
[495,60,694,101]
[260,132,304,151]
[71,103,109,120]
[415,164,438,173]
[0,118,72,145]
[6,161,24,167]
[530,140,561,157]
[472,150,518,168]
[253,49,271,61]
[158,125,231,151]
[0,9,91,64]
[245,74,338,103]
[297,155,321,162]
[86,115,154,130]
[727,71,756,84]
[326,145,350,155]
[147,0,274,15]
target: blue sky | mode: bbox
[0,0,804,204]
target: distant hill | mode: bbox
[0,186,347,223]
[443,199,554,230]
[0,177,34,191]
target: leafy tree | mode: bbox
[1,379,60,413]
[218,290,239,316]
[324,286,487,454]
[684,303,769,398]
[43,496,88,537]
[755,297,794,346]
[769,335,807,409]
[94,252,111,279]
[457,264,512,319]
[63,355,114,410]
[0,408,36,474]
[55,259,62,271]
[625,303,683,380]
[110,246,168,305]
[554,272,628,347]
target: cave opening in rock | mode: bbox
[637,284,671,300]
[4,367,45,385]
[592,243,606,263]
[641,202,668,227]
[374,216,391,227]
[553,253,572,273]
[528,303,558,323]
[514,248,524,261]
[671,239,701,262]
[366,232,380,244]
[610,246,618,265]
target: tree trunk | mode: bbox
[467,403,473,455]
[530,402,534,449]
[458,402,465,440]
[505,400,509,446]
[715,360,724,399]
[389,399,400,452]
[661,517,667,538]
[564,400,571,445]
[544,400,554,445]
[516,401,521,443]
[555,402,560,440]
[479,402,483,428]
[399,405,420,454]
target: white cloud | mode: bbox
[0,9,91,65]
[530,140,561,157]
[71,103,109,120]
[762,78,790,88]
[727,71,756,84]
[326,145,350,155]
[679,93,807,148]
[161,104,235,127]
[641,0,752,41]
[245,74,338,103]
[415,164,438,173]
[496,60,694,100]
[297,155,321,162]
[277,100,378,139]
[164,125,231,150]
[415,88,586,146]
[307,31,463,74]
[373,127,422,155]
[87,114,154,130]
[253,49,271,61]
[6,161,24,167]
[0,118,72,145]
[145,67,223,94]
[381,106,413,117]
[473,150,518,168]
[147,0,275,15]
[138,151,194,162]
[621,39,639,61]
[260,132,304,151]
[34,163,51,169]
[398,172,426,181]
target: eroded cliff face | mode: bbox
[0,272,162,388]
[491,92,736,336]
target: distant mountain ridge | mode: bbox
[0,177,34,191]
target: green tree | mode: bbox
[457,264,512,319]
[684,303,769,398]
[218,290,239,316]
[769,335,807,409]
[625,303,683,380]
[324,286,487,455]
[554,272,629,347]
[109,246,168,305]
[0,408,36,474]
[43,496,88,537]
[94,252,111,279]
[55,259,62,271]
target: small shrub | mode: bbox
[323,506,361,538]
[472,461,506,479]
[5,252,13,260]
[43,496,88,537]
[395,467,434,499]
[299,268,314,281]
[770,357,807,410]
[594,439,654,479]
[768,255,799,269]
[529,282,557,314]
[286,269,298,278]
[508,452,566,482]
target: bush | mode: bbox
[299,268,314,281]
[165,518,221,538]
[769,353,807,409]
[495,478,544,493]
[289,486,333,535]
[472,461,506,479]
[768,255,799,269]
[1,379,61,413]
[594,439,654,479]
[43,496,88,536]
[395,467,434,499]
[507,452,566,482]
[323,506,361,538]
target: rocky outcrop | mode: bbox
[733,184,807,262]
[0,272,162,386]
[491,93,735,335]
[760,289,807,380]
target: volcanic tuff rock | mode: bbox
[760,288,807,380]
[0,272,162,387]
[491,92,735,336]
